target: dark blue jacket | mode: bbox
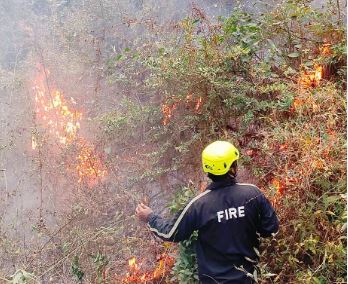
[148,175,279,283]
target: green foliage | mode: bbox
[137,8,278,179]
[92,252,109,284]
[171,233,199,284]
[8,270,36,284]
[223,9,261,55]
[71,256,84,283]
[168,185,196,214]
[169,185,199,283]
[99,98,159,145]
[101,1,346,283]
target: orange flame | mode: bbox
[299,64,323,88]
[272,178,285,195]
[76,140,107,183]
[319,43,332,56]
[195,96,203,111]
[128,257,138,271]
[161,103,177,126]
[299,43,331,88]
[279,143,288,151]
[32,75,82,146]
[32,65,107,185]
[123,254,175,283]
[161,94,203,125]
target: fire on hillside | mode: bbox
[31,65,107,185]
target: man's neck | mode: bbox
[208,173,236,182]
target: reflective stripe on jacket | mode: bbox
[148,175,279,283]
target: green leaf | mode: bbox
[304,61,314,67]
[115,54,123,61]
[158,47,165,55]
[325,195,341,204]
[288,52,300,58]
[326,210,336,216]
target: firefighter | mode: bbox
[136,141,279,284]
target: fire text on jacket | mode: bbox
[217,206,245,222]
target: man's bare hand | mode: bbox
[135,203,153,222]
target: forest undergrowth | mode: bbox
[103,1,346,283]
[0,0,346,283]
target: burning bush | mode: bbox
[122,253,175,283]
[254,81,346,282]
[32,65,107,186]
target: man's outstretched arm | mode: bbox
[136,191,210,242]
[147,210,196,242]
[136,202,197,242]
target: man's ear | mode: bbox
[229,161,238,176]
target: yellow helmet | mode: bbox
[202,141,239,175]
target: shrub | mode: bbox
[101,1,346,283]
